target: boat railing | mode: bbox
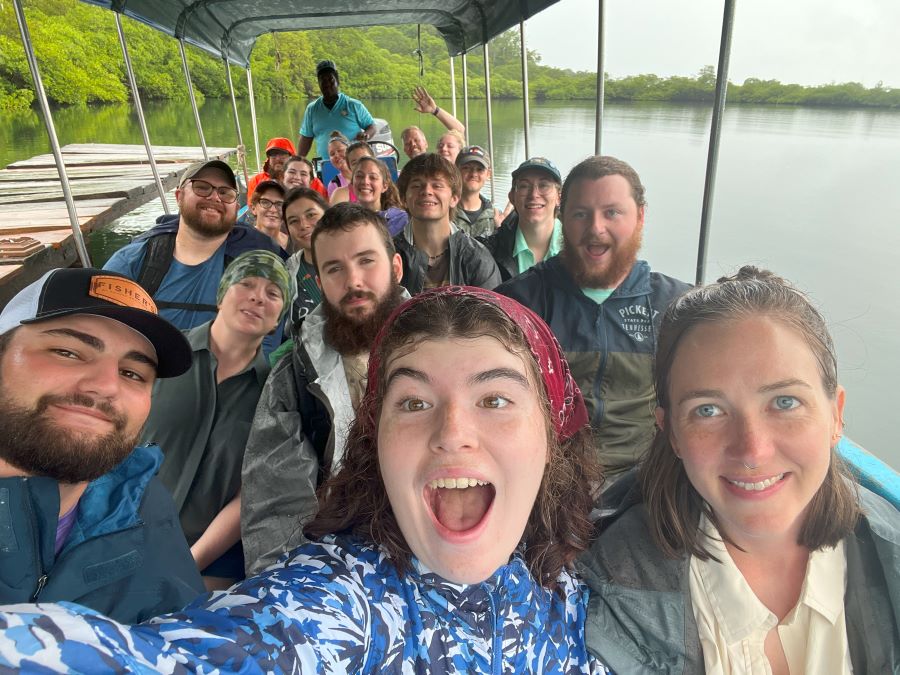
[11,0,736,284]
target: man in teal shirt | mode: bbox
[479,156,564,282]
[297,60,376,159]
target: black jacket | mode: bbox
[498,257,690,474]
[394,226,501,294]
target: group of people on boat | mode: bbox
[0,56,897,675]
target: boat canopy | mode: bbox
[81,0,562,67]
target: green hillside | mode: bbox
[2,0,898,110]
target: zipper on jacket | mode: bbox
[31,573,49,601]
[488,587,503,675]
[23,486,49,601]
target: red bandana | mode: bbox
[362,286,589,440]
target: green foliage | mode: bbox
[1,0,897,110]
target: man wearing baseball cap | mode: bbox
[453,145,498,239]
[297,59,377,159]
[0,267,204,622]
[104,159,282,332]
[246,137,295,203]
[481,156,565,283]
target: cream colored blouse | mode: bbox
[688,516,852,674]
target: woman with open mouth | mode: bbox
[0,286,611,674]
[579,266,900,675]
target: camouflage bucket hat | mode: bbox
[217,250,295,321]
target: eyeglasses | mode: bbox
[514,180,558,195]
[188,179,239,204]
[257,197,285,211]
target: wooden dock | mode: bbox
[0,143,235,305]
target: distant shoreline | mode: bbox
[2,1,897,112]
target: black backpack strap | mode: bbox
[135,233,233,314]
[136,232,177,298]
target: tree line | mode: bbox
[2,0,898,111]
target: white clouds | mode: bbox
[525,0,900,87]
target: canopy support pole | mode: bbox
[695,0,736,285]
[519,21,531,157]
[461,52,470,144]
[246,66,261,174]
[178,39,208,161]
[115,13,170,214]
[224,59,250,190]
[449,56,457,118]
[483,42,495,203]
[594,0,606,155]
[12,0,90,267]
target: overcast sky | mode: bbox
[523,0,900,88]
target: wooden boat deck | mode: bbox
[0,143,234,305]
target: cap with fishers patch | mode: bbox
[511,156,562,184]
[316,59,338,78]
[456,145,491,169]
[0,268,192,378]
[179,159,236,189]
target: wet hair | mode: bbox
[353,156,402,211]
[284,155,314,176]
[396,153,462,222]
[560,155,646,217]
[282,186,329,222]
[640,265,860,560]
[310,202,396,272]
[345,141,375,168]
[250,180,286,206]
[305,292,602,589]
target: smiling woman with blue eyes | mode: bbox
[578,266,900,675]
[0,287,611,674]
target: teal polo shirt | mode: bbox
[513,218,564,275]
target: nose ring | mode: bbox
[742,461,758,470]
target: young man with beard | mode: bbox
[246,137,295,203]
[0,268,203,622]
[480,156,564,281]
[498,156,690,479]
[104,160,282,331]
[394,153,501,294]
[240,203,409,575]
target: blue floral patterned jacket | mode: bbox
[0,535,612,674]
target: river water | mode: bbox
[3,98,899,469]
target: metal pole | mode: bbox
[461,52,470,144]
[246,66,261,174]
[224,59,250,189]
[695,0,736,286]
[519,21,531,158]
[178,39,208,161]
[115,13,170,214]
[483,41,495,203]
[449,56,457,119]
[594,0,606,155]
[12,0,90,267]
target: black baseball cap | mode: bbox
[456,145,491,169]
[511,157,562,184]
[179,160,236,189]
[316,60,338,78]
[0,268,192,378]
